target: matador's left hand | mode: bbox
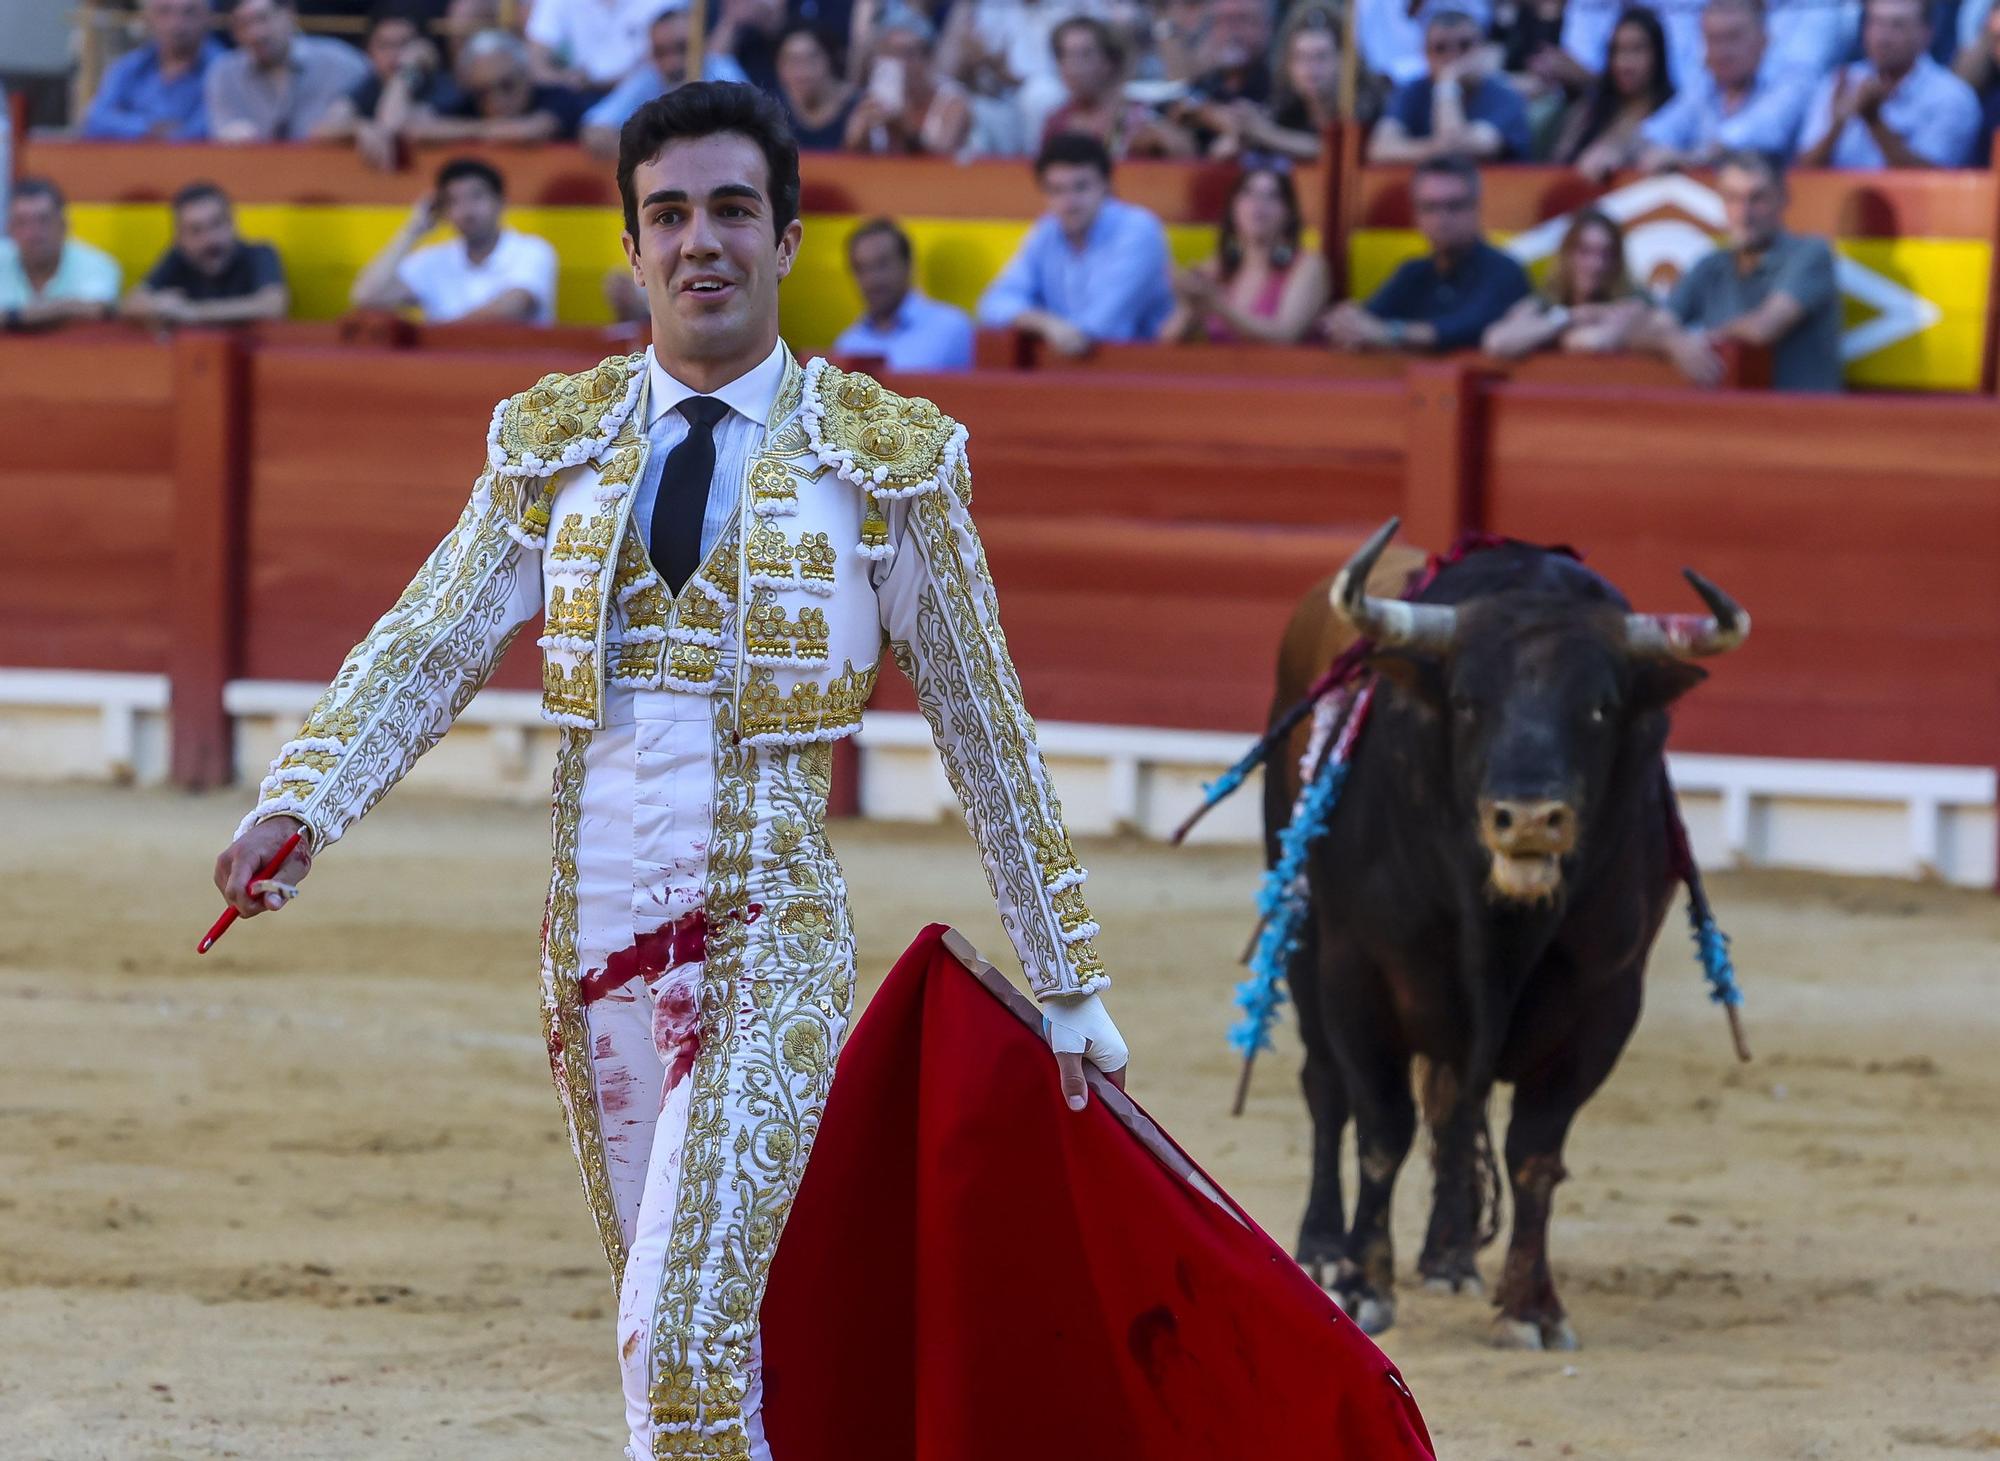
[1042,992,1129,1112]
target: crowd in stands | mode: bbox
[11,0,1998,389]
[64,0,2000,169]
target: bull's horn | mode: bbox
[1623,569,1752,659]
[1328,517,1458,653]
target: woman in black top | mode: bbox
[1552,6,1674,179]
[774,23,857,151]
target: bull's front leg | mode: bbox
[1417,1072,1491,1297]
[1289,919,1349,1283]
[1492,966,1641,1350]
[1332,1040,1416,1336]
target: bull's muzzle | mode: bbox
[1478,798,1576,902]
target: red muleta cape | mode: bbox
[762,924,1435,1460]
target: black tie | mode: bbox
[650,396,730,595]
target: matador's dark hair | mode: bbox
[617,81,802,246]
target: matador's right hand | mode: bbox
[213,815,314,919]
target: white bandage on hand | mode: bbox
[1040,990,1129,1076]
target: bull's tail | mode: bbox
[1473,1114,1504,1251]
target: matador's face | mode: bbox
[621,132,802,372]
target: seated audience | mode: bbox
[351,158,558,324]
[82,0,224,141]
[206,0,371,142]
[1797,0,1981,168]
[1649,150,1842,391]
[1552,6,1674,179]
[581,4,749,158]
[1161,164,1331,345]
[831,218,976,371]
[407,29,592,143]
[1370,7,1533,163]
[1040,17,1186,157]
[772,25,856,153]
[844,9,973,156]
[1324,155,1529,354]
[976,133,1174,356]
[0,179,121,331]
[936,0,1096,142]
[1231,2,1369,161]
[123,182,290,325]
[1763,0,1858,77]
[1357,0,1494,87]
[1482,208,1649,357]
[313,6,460,168]
[525,0,656,90]
[1635,0,1813,171]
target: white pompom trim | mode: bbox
[798,356,968,503]
[485,357,645,480]
[739,719,864,748]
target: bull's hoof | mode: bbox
[1332,1285,1397,1335]
[1298,1254,1339,1291]
[1490,1314,1580,1351]
[1490,1317,1545,1351]
[1420,1271,1485,1298]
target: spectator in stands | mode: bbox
[1633,0,1813,172]
[525,0,658,91]
[1649,150,1842,390]
[1548,0,1701,100]
[123,182,289,325]
[82,0,224,141]
[313,6,458,169]
[844,9,973,155]
[1040,17,1188,156]
[206,0,372,142]
[581,5,751,158]
[937,0,1098,148]
[1357,0,1494,88]
[1482,207,1649,356]
[1238,3,1374,161]
[0,179,121,332]
[1552,6,1674,180]
[1796,0,1982,168]
[1167,0,1279,157]
[773,24,858,152]
[1964,3,2000,151]
[1369,7,1534,162]
[831,218,976,369]
[1160,164,1331,344]
[406,29,592,143]
[1324,155,1529,353]
[976,132,1174,355]
[1148,0,1216,84]
[350,158,558,324]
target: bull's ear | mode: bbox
[1632,660,1708,709]
[1367,651,1445,709]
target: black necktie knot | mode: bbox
[680,396,729,431]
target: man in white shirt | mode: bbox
[349,157,559,325]
[527,0,662,89]
[0,177,121,332]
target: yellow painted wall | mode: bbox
[1347,227,1991,392]
[68,202,1221,350]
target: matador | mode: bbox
[213,83,1130,1459]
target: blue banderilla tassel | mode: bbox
[1689,902,1742,1008]
[1230,756,1348,1059]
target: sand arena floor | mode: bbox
[1,783,1996,1460]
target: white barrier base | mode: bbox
[1,671,1993,888]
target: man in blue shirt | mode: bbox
[832,218,975,371]
[976,133,1174,358]
[1367,8,1534,163]
[1636,0,1815,169]
[1326,155,1530,353]
[82,0,224,141]
[579,2,749,159]
[1797,0,1982,168]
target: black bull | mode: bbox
[1263,521,1748,1350]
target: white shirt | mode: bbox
[631,339,790,563]
[525,0,659,85]
[396,228,559,325]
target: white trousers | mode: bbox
[572,690,776,1461]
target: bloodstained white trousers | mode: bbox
[572,686,776,1461]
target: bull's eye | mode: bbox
[1588,703,1611,727]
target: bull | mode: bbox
[1267,519,1747,1349]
